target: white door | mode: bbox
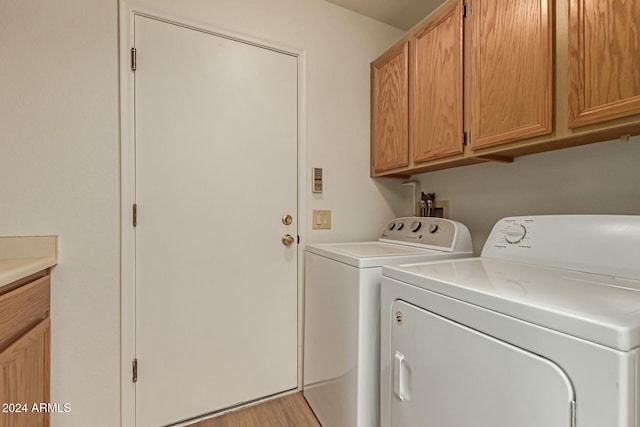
[389,300,575,427]
[133,16,298,427]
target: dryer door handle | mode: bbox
[394,351,410,401]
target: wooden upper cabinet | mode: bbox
[568,0,640,128]
[471,0,553,149]
[371,41,409,175]
[412,0,464,162]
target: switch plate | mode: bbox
[312,210,331,230]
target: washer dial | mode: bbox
[505,224,527,244]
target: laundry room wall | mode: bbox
[0,1,403,427]
[412,136,640,255]
[0,1,121,426]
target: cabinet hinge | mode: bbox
[133,204,138,227]
[132,358,138,383]
[463,131,469,146]
[131,47,137,71]
[463,3,471,18]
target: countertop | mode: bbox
[0,236,58,289]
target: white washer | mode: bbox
[303,217,473,427]
[381,215,640,427]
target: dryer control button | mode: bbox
[505,224,527,244]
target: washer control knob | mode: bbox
[388,223,396,231]
[428,223,439,233]
[397,222,404,231]
[505,224,527,244]
[410,220,422,232]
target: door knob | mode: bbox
[282,234,295,246]
[282,214,293,225]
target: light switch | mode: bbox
[312,210,331,230]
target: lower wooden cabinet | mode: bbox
[0,319,49,427]
[0,274,50,427]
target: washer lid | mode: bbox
[306,242,471,268]
[383,258,640,351]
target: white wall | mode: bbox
[0,1,403,426]
[0,0,121,425]
[412,136,640,255]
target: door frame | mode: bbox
[118,4,308,426]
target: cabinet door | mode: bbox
[471,0,553,149]
[371,41,409,174]
[412,0,463,162]
[568,0,640,128]
[0,318,50,427]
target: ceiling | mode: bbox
[324,0,446,30]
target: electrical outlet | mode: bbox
[312,210,331,230]
[434,200,449,218]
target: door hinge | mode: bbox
[133,203,138,227]
[463,131,469,146]
[463,3,470,18]
[132,358,138,383]
[131,47,137,71]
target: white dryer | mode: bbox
[381,215,640,427]
[303,217,473,427]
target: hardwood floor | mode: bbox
[188,393,321,427]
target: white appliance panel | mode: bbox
[383,258,640,351]
[389,300,574,427]
[304,217,473,427]
[326,243,437,257]
[381,216,640,427]
[303,252,394,427]
[305,242,470,269]
[381,276,635,427]
[482,215,640,280]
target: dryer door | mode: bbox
[389,300,575,427]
